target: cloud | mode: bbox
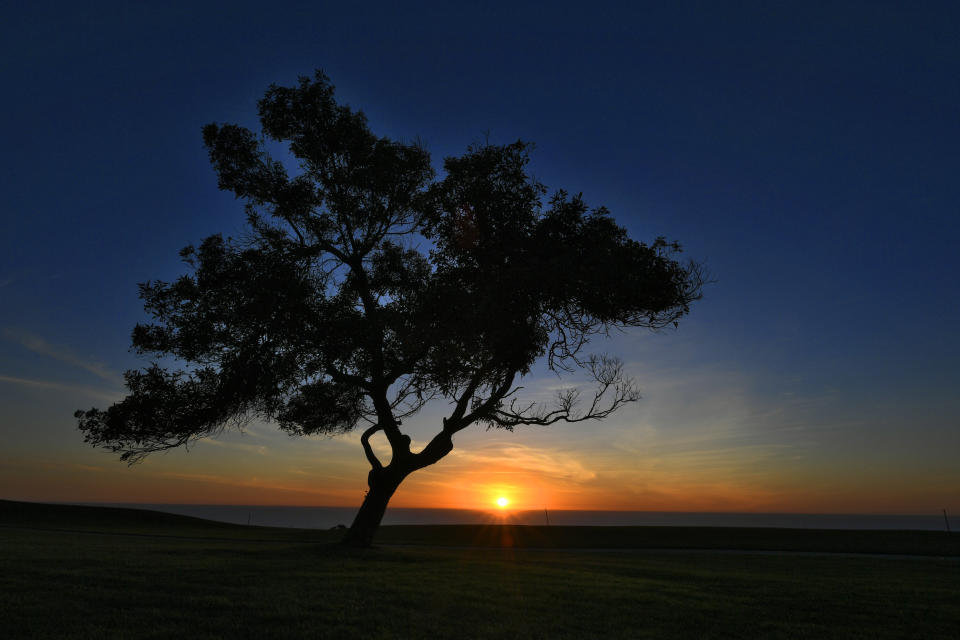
[0,277,13,288]
[2,328,120,385]
[200,438,269,456]
[153,470,349,499]
[448,443,598,482]
[339,428,394,458]
[40,462,107,473]
[0,374,121,403]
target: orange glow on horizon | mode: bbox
[10,436,958,516]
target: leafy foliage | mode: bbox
[77,71,703,482]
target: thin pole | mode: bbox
[944,509,951,533]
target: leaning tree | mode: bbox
[76,71,703,546]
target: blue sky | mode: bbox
[1,1,958,512]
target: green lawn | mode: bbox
[1,501,958,639]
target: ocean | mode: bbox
[95,504,958,532]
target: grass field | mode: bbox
[2,500,958,639]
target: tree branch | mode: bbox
[458,371,517,431]
[488,356,640,428]
[443,369,487,433]
[324,364,370,390]
[360,423,384,470]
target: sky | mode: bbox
[1,1,958,515]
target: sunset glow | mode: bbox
[1,3,958,526]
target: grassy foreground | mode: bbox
[1,501,958,639]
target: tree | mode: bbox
[76,71,704,547]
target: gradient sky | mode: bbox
[2,1,958,514]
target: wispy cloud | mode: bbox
[0,374,122,403]
[339,428,394,458]
[0,276,13,289]
[2,328,120,385]
[448,443,598,482]
[154,470,350,499]
[201,439,269,456]
[39,462,108,473]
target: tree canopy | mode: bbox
[76,71,703,546]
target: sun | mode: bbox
[495,496,509,508]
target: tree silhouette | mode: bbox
[76,71,704,546]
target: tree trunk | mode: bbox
[341,430,453,548]
[341,469,403,548]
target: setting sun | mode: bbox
[495,496,509,508]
